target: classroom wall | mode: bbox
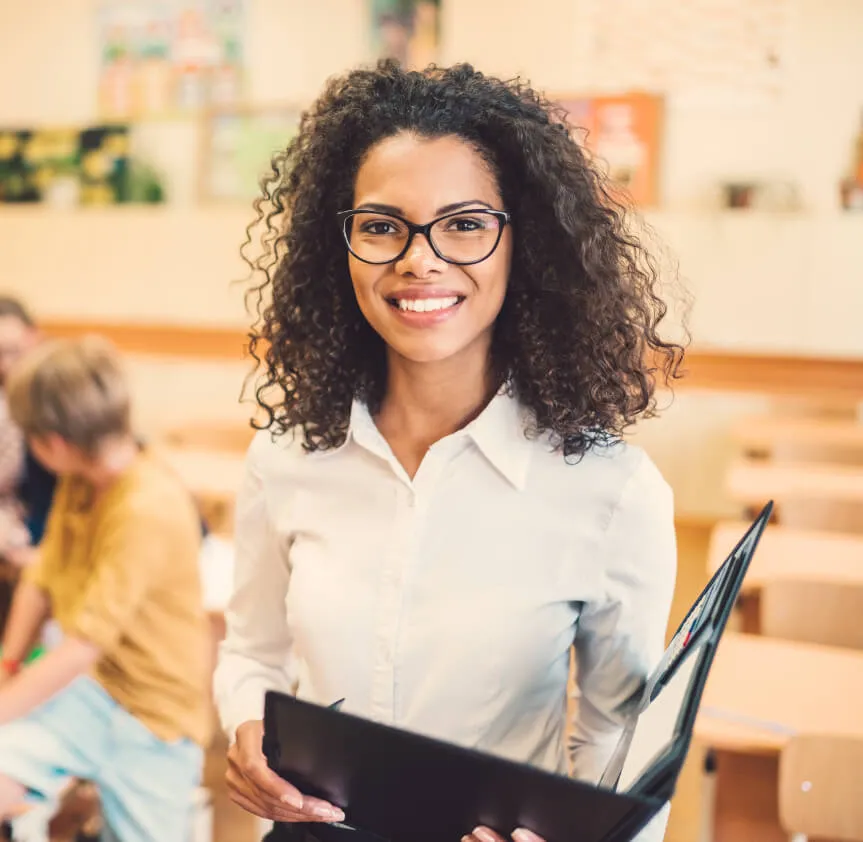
[2,0,862,517]
[2,0,862,347]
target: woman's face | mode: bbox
[347,133,512,368]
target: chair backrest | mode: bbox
[761,578,863,651]
[779,734,863,841]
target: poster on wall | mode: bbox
[370,0,441,70]
[199,106,303,202]
[554,93,664,207]
[97,0,245,120]
[0,126,130,206]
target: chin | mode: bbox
[388,336,475,365]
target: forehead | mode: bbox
[353,133,501,217]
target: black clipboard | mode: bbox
[263,503,773,842]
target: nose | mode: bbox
[395,232,446,278]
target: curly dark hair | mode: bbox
[243,60,686,457]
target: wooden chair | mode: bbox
[761,578,863,651]
[779,734,863,841]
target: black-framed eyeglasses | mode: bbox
[337,208,510,266]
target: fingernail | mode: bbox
[462,836,474,842]
[316,805,345,822]
[473,828,497,842]
[513,830,543,842]
[280,793,303,809]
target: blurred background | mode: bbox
[1,1,862,841]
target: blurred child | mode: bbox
[0,297,54,587]
[0,336,210,842]
[0,297,42,576]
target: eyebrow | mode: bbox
[355,200,494,216]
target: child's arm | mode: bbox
[0,635,100,721]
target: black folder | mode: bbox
[264,502,773,842]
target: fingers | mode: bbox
[512,830,545,842]
[235,748,305,808]
[231,728,305,809]
[465,828,506,842]
[464,828,545,842]
[226,744,345,824]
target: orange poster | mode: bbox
[555,93,664,207]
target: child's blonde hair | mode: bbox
[7,335,130,455]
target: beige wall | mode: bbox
[3,0,862,516]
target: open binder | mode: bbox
[264,502,773,842]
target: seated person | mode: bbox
[0,297,43,635]
[0,336,210,842]
[0,297,53,572]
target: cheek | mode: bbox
[472,255,510,314]
[349,261,379,305]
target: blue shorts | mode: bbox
[0,675,202,842]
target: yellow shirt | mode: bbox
[25,450,210,745]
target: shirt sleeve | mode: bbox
[67,501,172,652]
[569,450,677,840]
[213,432,295,743]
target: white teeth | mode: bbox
[396,296,459,313]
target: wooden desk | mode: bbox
[732,416,863,459]
[727,457,863,507]
[695,633,863,842]
[708,522,863,594]
[698,632,863,752]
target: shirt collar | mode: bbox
[463,387,534,491]
[324,389,535,491]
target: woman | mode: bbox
[215,61,685,842]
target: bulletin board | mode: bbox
[575,0,790,108]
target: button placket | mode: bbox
[369,483,415,723]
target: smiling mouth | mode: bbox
[386,295,466,313]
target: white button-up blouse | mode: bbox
[214,391,677,838]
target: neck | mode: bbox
[80,435,139,490]
[377,348,498,450]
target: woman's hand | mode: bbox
[463,826,545,842]
[226,719,346,824]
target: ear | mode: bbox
[28,432,76,472]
